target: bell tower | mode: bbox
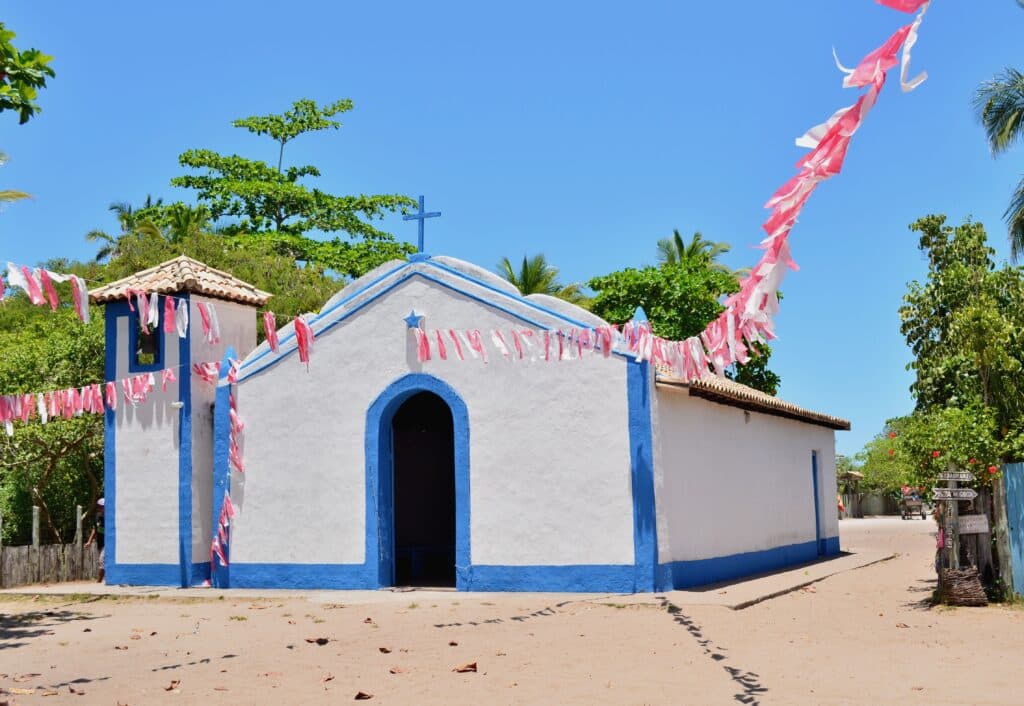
[89,256,271,586]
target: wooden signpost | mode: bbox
[958,514,989,535]
[932,488,978,501]
[933,466,977,571]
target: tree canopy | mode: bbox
[587,257,780,394]
[170,98,416,277]
[0,21,55,124]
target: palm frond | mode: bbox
[0,189,30,202]
[1006,175,1024,261]
[973,68,1024,155]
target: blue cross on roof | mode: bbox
[402,195,441,253]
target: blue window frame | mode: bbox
[127,304,165,373]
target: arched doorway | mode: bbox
[391,391,456,586]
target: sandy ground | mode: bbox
[1,518,1022,705]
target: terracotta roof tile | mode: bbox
[655,368,850,431]
[89,255,272,306]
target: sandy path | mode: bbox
[2,518,1022,705]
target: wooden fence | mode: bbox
[0,505,100,588]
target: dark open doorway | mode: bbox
[392,391,456,587]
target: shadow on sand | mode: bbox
[659,597,768,705]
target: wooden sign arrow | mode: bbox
[936,471,973,482]
[932,488,978,501]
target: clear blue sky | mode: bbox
[2,2,1022,456]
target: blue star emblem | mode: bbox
[404,310,424,329]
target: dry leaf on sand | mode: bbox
[164,680,181,692]
[453,662,478,673]
[378,647,391,653]
[354,690,374,700]
[389,666,408,675]
[305,637,330,646]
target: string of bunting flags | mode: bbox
[407,0,932,381]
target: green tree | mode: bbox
[899,215,1024,422]
[587,260,780,394]
[974,68,1024,258]
[170,98,416,277]
[0,22,55,124]
[497,254,588,306]
[0,292,104,544]
[898,214,1024,599]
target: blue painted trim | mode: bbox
[176,293,193,587]
[823,536,840,556]
[627,360,658,592]
[811,450,823,556]
[424,259,593,329]
[106,564,186,586]
[365,373,471,589]
[660,537,842,590]
[239,255,613,378]
[466,565,636,593]
[229,564,377,589]
[239,270,631,381]
[126,300,166,374]
[240,261,410,371]
[102,302,121,585]
[210,347,235,588]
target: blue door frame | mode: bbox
[812,451,824,556]
[366,374,471,590]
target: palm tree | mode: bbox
[0,152,29,205]
[974,68,1024,259]
[497,254,589,306]
[657,229,743,276]
[84,195,169,262]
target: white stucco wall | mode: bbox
[231,275,635,568]
[652,385,839,564]
[189,296,257,565]
[112,316,181,565]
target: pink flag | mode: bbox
[161,368,177,392]
[164,296,176,334]
[70,276,90,324]
[413,328,431,362]
[435,330,448,360]
[37,269,59,311]
[20,266,45,306]
[876,0,927,11]
[448,330,465,360]
[105,382,117,411]
[293,315,315,365]
[263,311,279,353]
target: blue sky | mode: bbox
[2,1,1022,456]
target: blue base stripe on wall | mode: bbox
[660,537,842,591]
[110,539,839,592]
[466,565,636,593]
[229,564,378,589]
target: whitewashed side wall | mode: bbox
[652,386,839,564]
[231,276,634,567]
[189,296,257,565]
[112,316,181,564]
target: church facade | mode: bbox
[91,254,847,592]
